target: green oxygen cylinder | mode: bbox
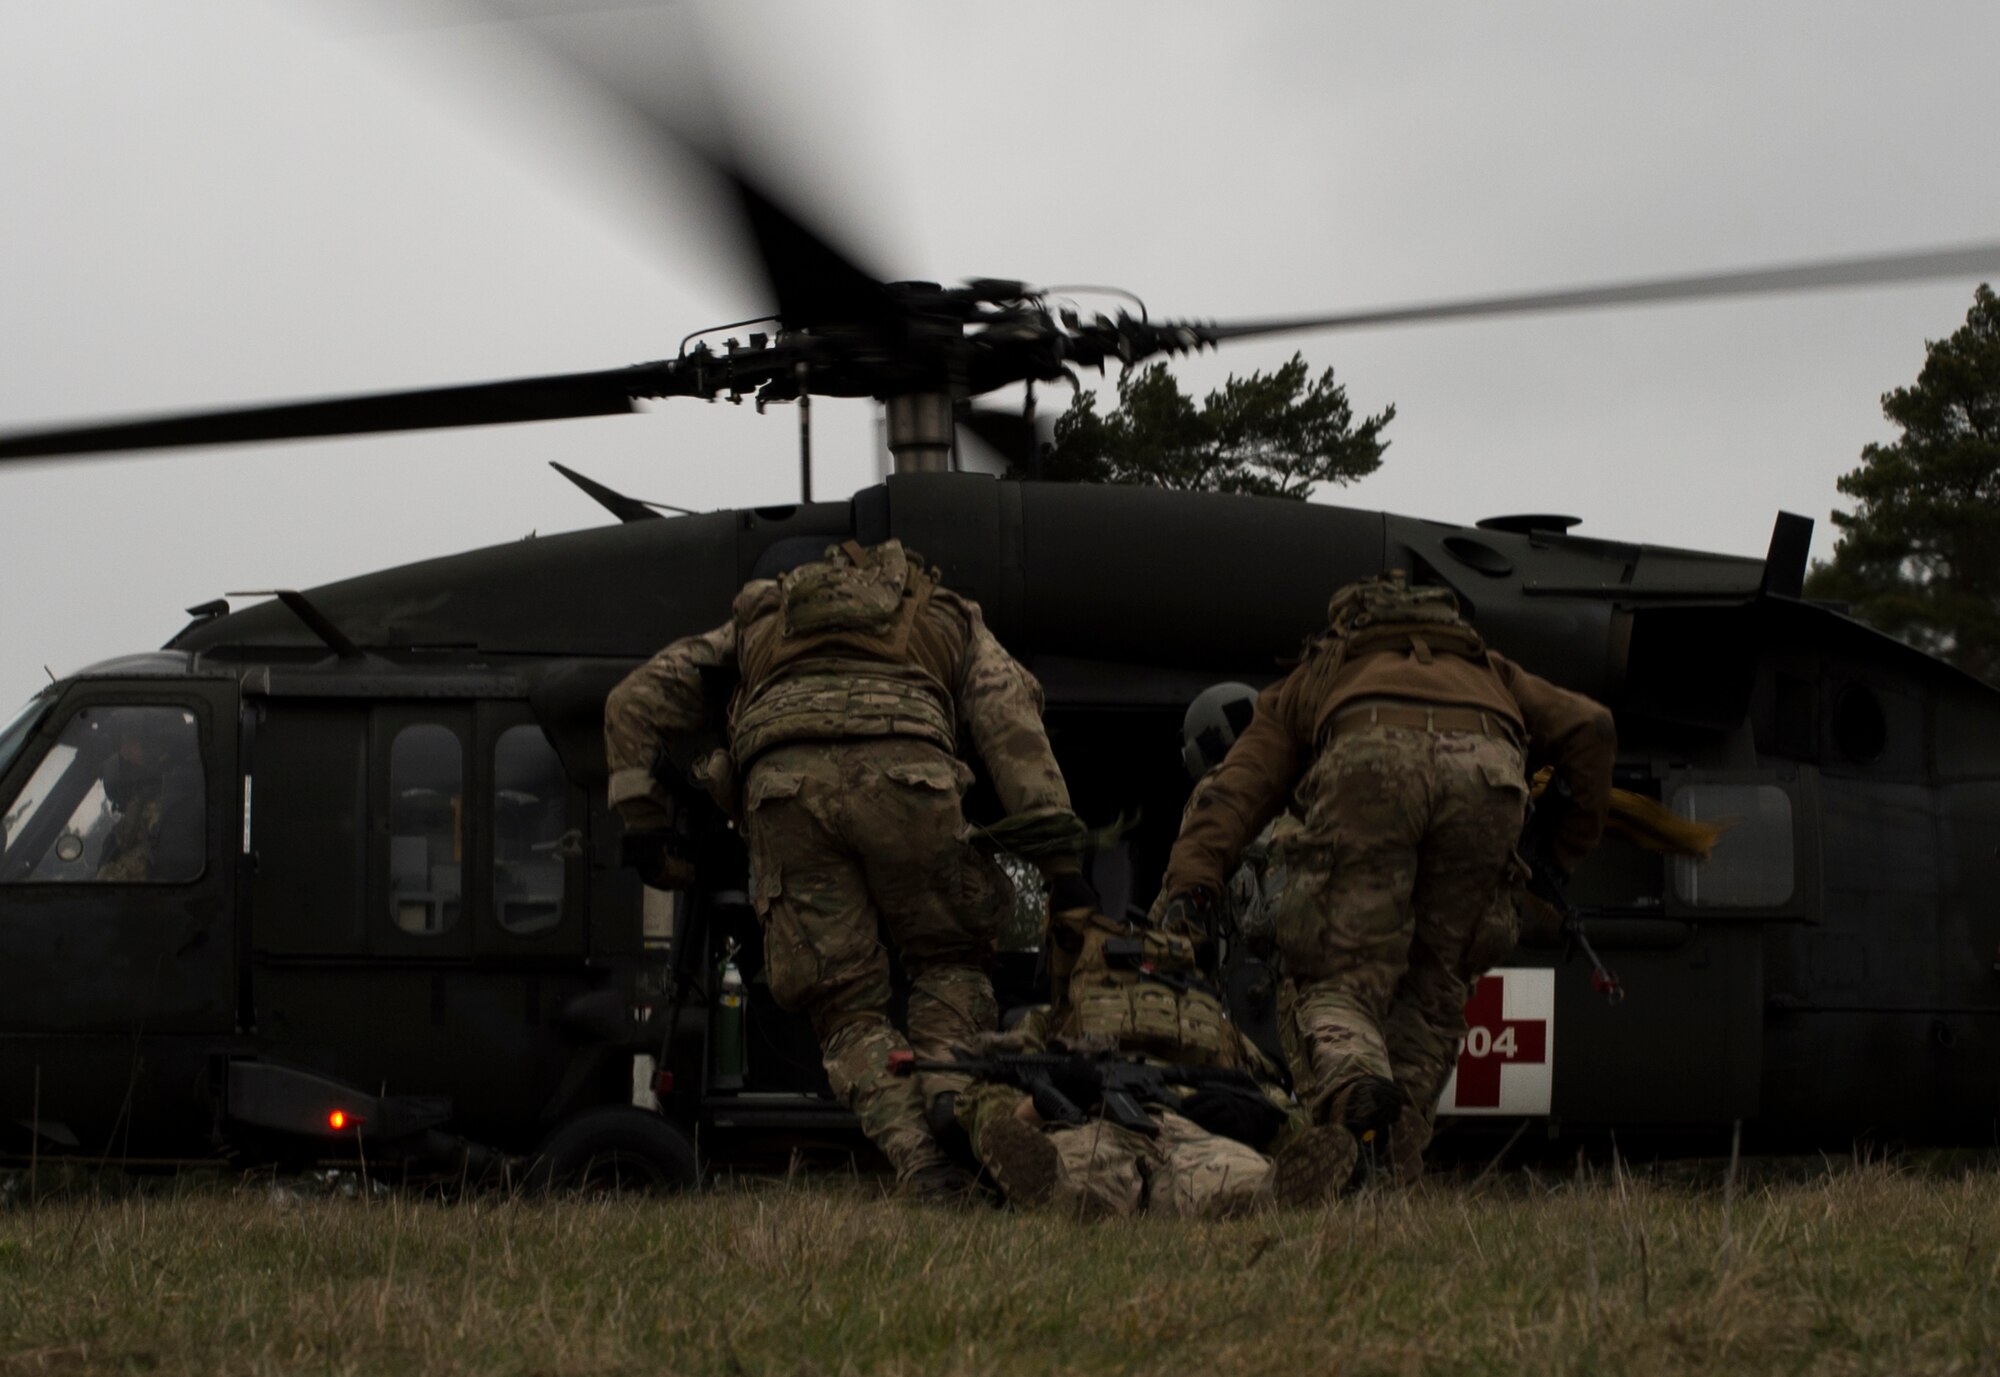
[712,937,747,1090]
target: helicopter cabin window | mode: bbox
[995,852,1049,952]
[0,704,204,885]
[493,724,568,935]
[388,724,463,935]
[1670,784,1794,908]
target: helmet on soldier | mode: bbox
[1181,682,1258,780]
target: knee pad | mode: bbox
[817,1012,904,1102]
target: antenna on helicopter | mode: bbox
[226,591,363,660]
[549,463,693,521]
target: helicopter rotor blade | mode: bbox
[478,8,907,334]
[0,363,682,464]
[958,405,1040,473]
[1200,242,2000,343]
[720,163,906,334]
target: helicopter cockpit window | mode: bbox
[493,724,568,936]
[0,696,48,780]
[388,724,463,935]
[0,705,205,885]
[1670,784,1794,908]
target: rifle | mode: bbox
[887,1047,1269,1140]
[1521,774,1625,1004]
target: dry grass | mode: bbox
[3,1160,1999,1376]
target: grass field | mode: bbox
[3,1159,1999,1376]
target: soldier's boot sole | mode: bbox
[976,1116,1061,1208]
[1271,1124,1359,1207]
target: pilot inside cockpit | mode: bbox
[94,708,205,883]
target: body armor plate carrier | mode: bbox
[731,663,956,767]
[1059,912,1241,1069]
[730,541,957,768]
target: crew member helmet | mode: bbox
[1181,682,1258,780]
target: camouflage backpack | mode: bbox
[1318,570,1486,670]
[1057,912,1241,1069]
[778,539,920,638]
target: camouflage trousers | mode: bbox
[957,1084,1273,1218]
[743,739,1014,1179]
[1273,723,1527,1149]
[1381,886,1527,1180]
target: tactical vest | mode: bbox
[1056,912,1242,1069]
[730,540,959,766]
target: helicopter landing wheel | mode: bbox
[525,1107,699,1196]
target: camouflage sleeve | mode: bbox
[954,602,1074,822]
[94,800,161,882]
[1493,652,1616,873]
[603,620,737,830]
[1160,677,1311,898]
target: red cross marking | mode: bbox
[1453,973,1549,1109]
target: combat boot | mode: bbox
[1327,1074,1409,1189]
[973,1115,1060,1208]
[1388,1100,1430,1187]
[926,1091,976,1169]
[1270,1123,1359,1207]
[900,1160,981,1207]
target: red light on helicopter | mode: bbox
[328,1110,348,1131]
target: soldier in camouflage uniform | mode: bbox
[949,1015,1355,1218]
[946,880,1357,1216]
[932,682,1337,1218]
[96,711,203,883]
[604,540,1088,1199]
[1159,572,1615,1181]
[1172,682,1300,961]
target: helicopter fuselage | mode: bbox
[2,472,1994,1171]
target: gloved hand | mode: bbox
[690,748,741,826]
[1158,887,1220,947]
[621,829,697,890]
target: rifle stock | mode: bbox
[1521,776,1624,1003]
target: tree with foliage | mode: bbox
[1020,352,1393,500]
[1805,285,2000,682]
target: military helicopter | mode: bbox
[3,11,1999,1186]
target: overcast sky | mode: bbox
[3,0,1997,707]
